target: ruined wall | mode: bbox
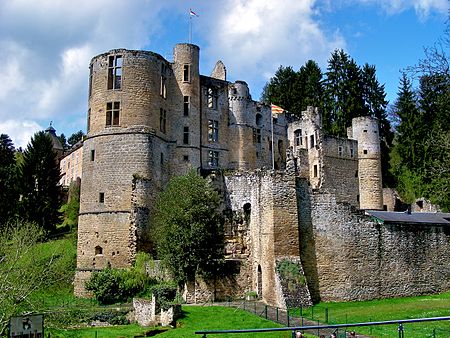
[299,186,450,301]
[224,171,311,308]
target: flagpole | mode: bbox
[189,14,192,43]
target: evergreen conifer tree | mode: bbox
[0,134,19,226]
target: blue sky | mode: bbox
[0,0,448,148]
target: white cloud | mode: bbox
[200,0,345,97]
[0,120,42,149]
[349,0,449,16]
[0,0,164,146]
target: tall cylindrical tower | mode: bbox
[228,81,255,169]
[352,116,383,210]
[171,44,201,174]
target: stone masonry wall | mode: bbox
[299,187,450,301]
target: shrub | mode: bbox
[150,282,178,310]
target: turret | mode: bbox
[351,116,383,210]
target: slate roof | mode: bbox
[366,211,450,225]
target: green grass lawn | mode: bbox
[291,292,450,337]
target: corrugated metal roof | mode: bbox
[366,211,450,225]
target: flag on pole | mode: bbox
[271,104,285,116]
[189,9,199,17]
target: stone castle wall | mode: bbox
[299,187,450,301]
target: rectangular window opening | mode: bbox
[338,146,343,157]
[310,134,315,148]
[106,102,120,127]
[208,150,219,167]
[160,108,167,133]
[90,149,95,161]
[208,120,219,142]
[183,155,189,162]
[183,64,190,82]
[207,87,218,109]
[107,55,122,90]
[184,96,190,116]
[253,128,261,143]
[99,192,105,203]
[313,164,318,178]
[183,126,189,144]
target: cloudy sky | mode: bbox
[0,0,448,148]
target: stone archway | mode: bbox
[257,264,262,299]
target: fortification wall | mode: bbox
[224,171,311,307]
[299,187,450,301]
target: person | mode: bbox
[295,331,303,338]
[330,334,337,338]
[349,331,356,337]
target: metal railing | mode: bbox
[195,315,450,337]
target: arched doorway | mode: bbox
[257,264,262,299]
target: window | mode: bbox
[183,155,189,162]
[253,128,261,143]
[106,102,120,126]
[256,113,262,126]
[107,55,122,90]
[183,126,189,144]
[87,108,91,133]
[350,147,354,158]
[313,165,318,178]
[90,149,95,161]
[363,149,368,154]
[357,194,360,202]
[294,129,302,146]
[338,146,343,157]
[89,64,93,97]
[207,87,218,109]
[363,129,367,133]
[160,152,164,165]
[208,120,219,142]
[160,63,167,98]
[183,64,190,82]
[355,170,358,177]
[160,108,166,133]
[208,150,219,167]
[99,192,105,203]
[184,96,190,116]
[310,134,315,148]
[95,246,103,255]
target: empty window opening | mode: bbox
[183,155,189,162]
[108,55,122,90]
[184,96,190,116]
[294,129,302,146]
[90,149,95,161]
[106,101,120,126]
[257,265,262,298]
[313,164,318,178]
[363,129,367,133]
[253,128,261,143]
[160,152,164,165]
[350,147,354,158]
[256,113,263,126]
[183,64,190,82]
[208,120,219,142]
[87,108,91,133]
[207,87,218,109]
[99,192,105,203]
[383,205,388,211]
[208,150,219,167]
[243,203,251,224]
[183,126,189,144]
[95,246,103,255]
[338,146,343,157]
[160,63,167,98]
[310,134,315,148]
[357,194,360,202]
[89,64,93,97]
[363,149,368,154]
[160,108,166,133]
[416,200,424,209]
[355,170,358,177]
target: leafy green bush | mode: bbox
[276,260,306,291]
[150,282,178,310]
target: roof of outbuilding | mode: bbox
[366,210,450,225]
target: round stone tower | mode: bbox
[352,116,383,210]
[171,43,202,172]
[228,81,255,169]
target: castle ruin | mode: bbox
[74,43,450,307]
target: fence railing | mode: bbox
[195,315,450,337]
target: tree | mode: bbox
[59,181,80,230]
[67,130,85,148]
[151,170,224,285]
[19,132,61,233]
[296,60,324,113]
[57,133,67,151]
[261,66,300,113]
[0,134,19,226]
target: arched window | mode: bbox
[243,203,251,224]
[257,265,262,299]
